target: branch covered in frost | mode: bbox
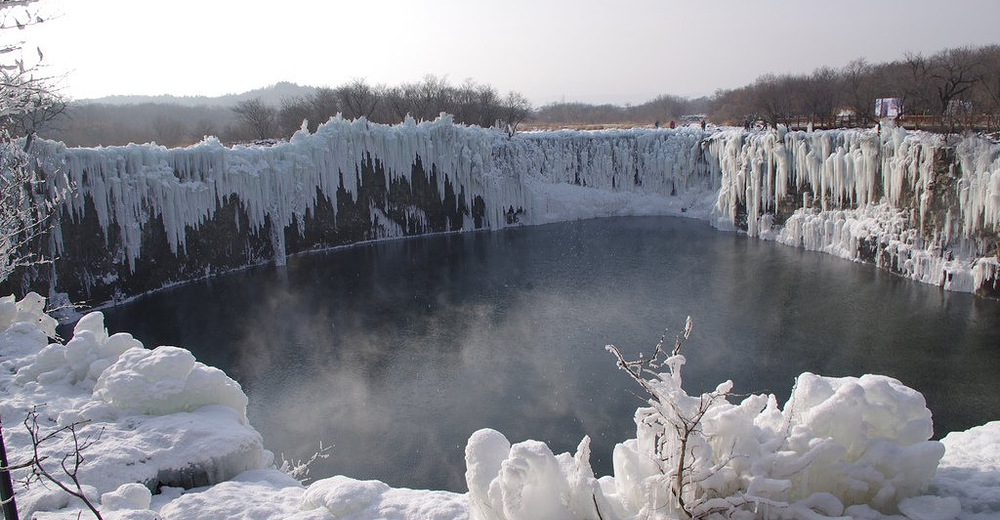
[21,407,104,520]
[278,442,332,484]
[607,317,741,519]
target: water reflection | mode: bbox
[99,217,1000,492]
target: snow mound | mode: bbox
[101,483,152,511]
[465,430,606,520]
[0,298,267,518]
[93,345,249,424]
[16,311,142,389]
[776,373,944,508]
[932,421,1000,519]
[0,291,56,338]
[302,475,467,520]
[156,470,468,520]
[157,469,307,520]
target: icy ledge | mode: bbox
[2,293,997,520]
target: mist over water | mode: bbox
[98,217,1000,492]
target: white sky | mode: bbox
[14,0,1000,105]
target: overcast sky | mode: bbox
[16,0,1000,105]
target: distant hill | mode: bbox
[43,82,321,147]
[80,81,318,108]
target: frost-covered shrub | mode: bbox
[602,324,950,520]
[605,369,947,519]
[468,322,954,520]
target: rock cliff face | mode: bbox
[4,117,998,306]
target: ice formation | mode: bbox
[21,119,999,304]
[2,294,997,519]
[31,118,714,270]
[465,347,953,520]
[707,126,1000,294]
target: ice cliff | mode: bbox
[9,117,999,304]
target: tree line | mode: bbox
[530,95,712,127]
[529,44,1000,130]
[32,43,1000,148]
[712,44,1000,127]
[233,75,532,141]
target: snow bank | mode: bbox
[0,293,267,518]
[932,421,1000,520]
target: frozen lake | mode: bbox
[98,216,1000,491]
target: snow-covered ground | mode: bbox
[1,293,997,520]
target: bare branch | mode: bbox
[20,408,104,519]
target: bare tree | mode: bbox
[231,97,277,140]
[277,95,312,135]
[975,45,1000,129]
[898,52,935,115]
[606,318,742,519]
[151,116,186,147]
[801,67,840,119]
[310,87,340,127]
[752,74,794,126]
[500,91,531,137]
[336,78,381,120]
[383,85,412,122]
[930,46,984,116]
[842,58,877,122]
[412,75,451,121]
[189,118,219,142]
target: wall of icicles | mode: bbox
[7,116,999,305]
